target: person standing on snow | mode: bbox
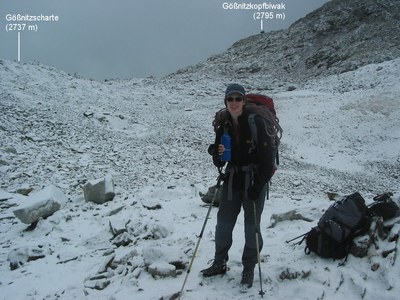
[201,83,275,290]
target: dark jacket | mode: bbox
[212,107,275,191]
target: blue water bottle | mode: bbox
[220,131,231,162]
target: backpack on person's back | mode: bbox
[212,93,283,199]
[245,94,282,176]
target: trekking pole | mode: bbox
[252,201,265,298]
[285,232,307,244]
[178,172,223,300]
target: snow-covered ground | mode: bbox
[0,57,399,300]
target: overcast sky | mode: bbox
[0,0,330,80]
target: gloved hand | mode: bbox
[247,184,261,201]
[208,144,217,156]
[208,144,226,168]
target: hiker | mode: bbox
[202,83,275,289]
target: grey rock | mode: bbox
[83,174,115,204]
[13,185,67,224]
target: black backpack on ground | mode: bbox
[301,192,372,262]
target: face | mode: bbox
[226,93,245,118]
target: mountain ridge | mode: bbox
[171,0,400,83]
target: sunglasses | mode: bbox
[226,96,244,102]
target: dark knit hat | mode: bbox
[225,84,245,98]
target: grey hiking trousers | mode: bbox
[214,180,267,270]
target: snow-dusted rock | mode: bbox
[7,246,46,270]
[83,174,115,204]
[142,245,187,268]
[200,184,221,206]
[112,232,132,247]
[151,224,170,239]
[148,262,176,278]
[142,247,166,266]
[13,185,67,224]
[84,277,111,290]
[109,219,127,237]
[268,209,313,228]
[97,254,116,273]
[56,251,80,264]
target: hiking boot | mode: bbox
[240,268,254,289]
[201,260,227,277]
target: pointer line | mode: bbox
[18,32,21,62]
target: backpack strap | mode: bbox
[213,108,229,133]
[247,113,258,150]
[226,164,255,201]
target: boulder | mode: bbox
[83,174,115,204]
[13,185,67,224]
